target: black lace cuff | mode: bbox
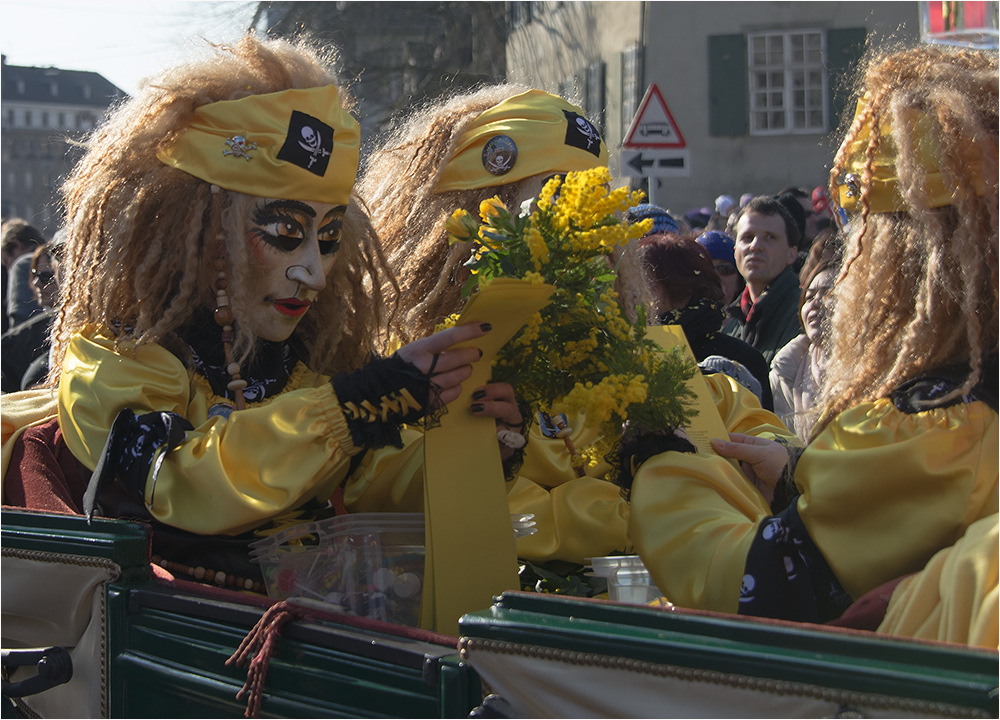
[769,436,805,514]
[331,354,440,451]
[609,423,697,501]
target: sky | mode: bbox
[0,0,260,96]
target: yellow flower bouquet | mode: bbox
[443,167,697,475]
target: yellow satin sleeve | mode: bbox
[518,414,607,487]
[796,398,998,600]
[509,475,632,564]
[629,450,772,613]
[342,427,426,514]
[58,327,362,536]
[704,372,800,445]
[510,374,799,567]
[629,396,997,619]
[878,513,998,648]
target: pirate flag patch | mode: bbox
[482,134,518,176]
[277,110,334,177]
[563,110,602,158]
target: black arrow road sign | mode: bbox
[627,152,655,174]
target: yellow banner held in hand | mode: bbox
[421,279,555,635]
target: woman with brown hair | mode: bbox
[642,234,773,410]
[628,45,997,646]
[768,230,842,441]
[1,35,501,587]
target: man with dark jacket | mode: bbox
[725,196,803,366]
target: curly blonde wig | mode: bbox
[358,84,651,346]
[51,34,391,381]
[818,45,998,430]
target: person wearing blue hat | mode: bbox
[696,230,743,306]
[625,203,679,237]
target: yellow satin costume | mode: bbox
[628,395,998,647]
[53,325,425,536]
[510,373,799,565]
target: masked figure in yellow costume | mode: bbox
[629,45,998,647]
[0,36,505,589]
[358,87,798,568]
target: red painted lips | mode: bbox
[273,297,311,317]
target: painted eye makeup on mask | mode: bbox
[317,213,344,255]
[251,202,309,253]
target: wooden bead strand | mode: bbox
[153,555,264,594]
[213,235,246,411]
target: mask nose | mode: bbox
[285,239,326,292]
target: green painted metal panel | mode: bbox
[708,33,748,137]
[826,27,867,132]
[460,592,997,715]
[2,510,481,718]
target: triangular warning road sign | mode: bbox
[623,84,686,149]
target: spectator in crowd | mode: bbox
[777,186,821,247]
[725,196,803,365]
[625,203,680,238]
[1,241,62,392]
[1,219,46,330]
[643,234,773,410]
[696,230,743,306]
[769,230,841,440]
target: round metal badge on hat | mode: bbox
[482,135,517,176]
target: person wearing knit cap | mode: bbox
[1,36,509,588]
[715,194,736,218]
[625,203,680,237]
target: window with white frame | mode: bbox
[748,30,827,135]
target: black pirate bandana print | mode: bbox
[737,501,852,623]
[83,408,194,522]
[563,110,602,158]
[182,308,305,405]
[277,110,335,176]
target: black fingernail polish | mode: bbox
[478,348,483,358]
[480,323,492,332]
[472,389,486,400]
[471,403,484,412]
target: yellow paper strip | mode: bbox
[647,325,730,456]
[422,278,555,635]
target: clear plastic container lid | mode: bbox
[585,555,647,577]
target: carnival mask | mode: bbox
[244,198,344,341]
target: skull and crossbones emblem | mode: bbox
[575,117,600,148]
[223,135,257,161]
[298,124,331,169]
[482,135,517,176]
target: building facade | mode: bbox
[1,58,124,236]
[506,1,919,212]
[254,1,507,146]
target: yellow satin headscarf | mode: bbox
[157,85,360,205]
[435,90,609,193]
[837,93,985,214]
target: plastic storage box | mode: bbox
[251,513,536,627]
[251,513,426,626]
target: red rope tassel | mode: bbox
[226,600,307,718]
